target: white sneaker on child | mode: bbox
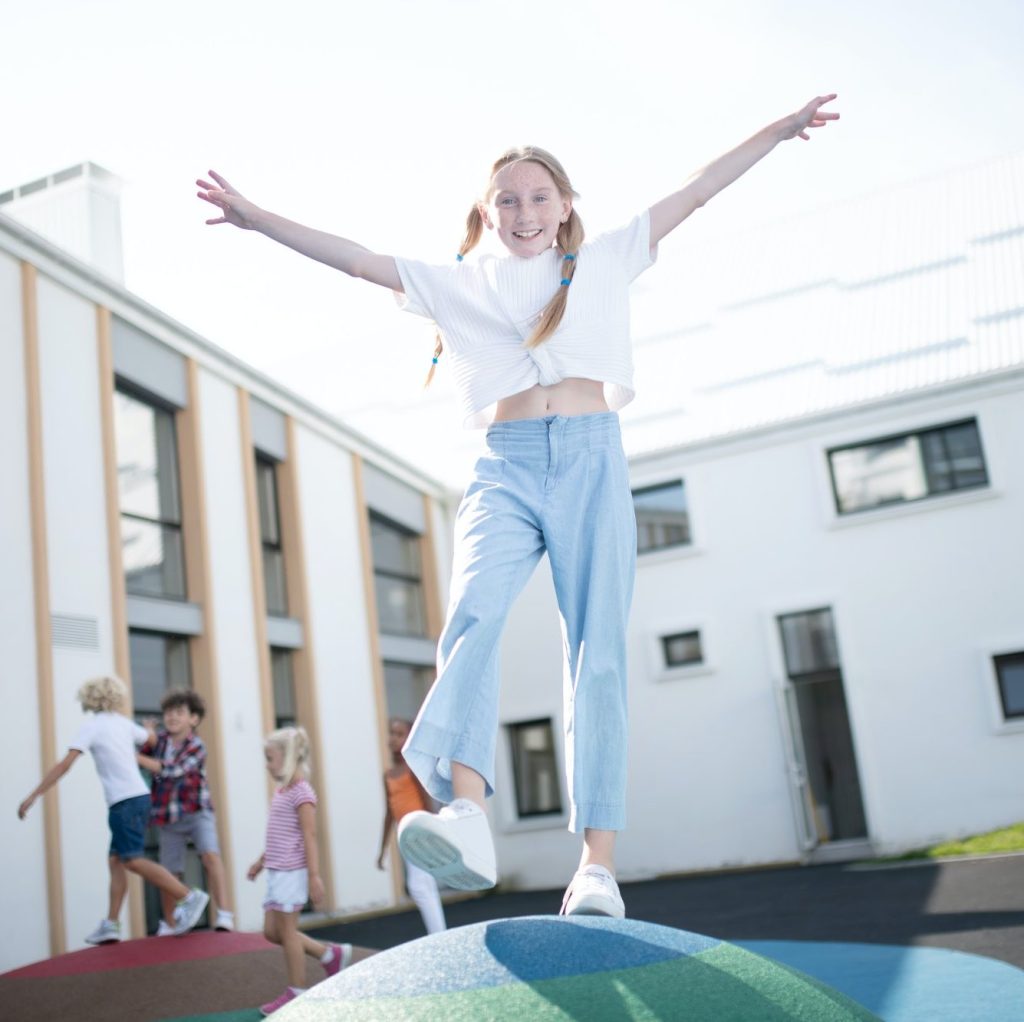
[397,798,497,891]
[559,865,626,918]
[155,920,175,937]
[172,888,210,935]
[214,909,234,932]
[85,919,121,944]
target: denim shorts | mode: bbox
[108,794,151,861]
[158,809,220,874]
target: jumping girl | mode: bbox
[199,93,839,919]
[248,726,351,1016]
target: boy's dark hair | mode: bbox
[160,688,206,721]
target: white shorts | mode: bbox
[263,867,308,913]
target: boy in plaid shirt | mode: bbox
[139,690,234,933]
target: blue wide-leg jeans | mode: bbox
[403,412,636,833]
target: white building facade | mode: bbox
[1,175,452,972]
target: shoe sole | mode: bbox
[173,890,210,935]
[85,937,120,945]
[398,819,496,891]
[564,901,625,918]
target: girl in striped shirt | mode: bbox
[248,726,351,1016]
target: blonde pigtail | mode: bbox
[525,207,586,350]
[424,205,486,388]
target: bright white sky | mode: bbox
[6,0,1024,484]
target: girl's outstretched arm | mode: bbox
[648,94,839,246]
[197,171,403,291]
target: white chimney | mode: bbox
[0,162,125,283]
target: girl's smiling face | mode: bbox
[481,160,571,258]
[264,743,284,781]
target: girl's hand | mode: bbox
[247,858,264,881]
[197,171,261,229]
[376,852,386,870]
[309,874,325,909]
[781,94,839,141]
[17,794,36,819]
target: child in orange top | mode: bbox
[376,718,446,934]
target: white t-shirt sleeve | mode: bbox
[68,716,97,753]
[593,210,658,282]
[131,721,148,746]
[393,257,453,320]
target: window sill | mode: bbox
[637,543,704,568]
[993,718,1024,736]
[499,812,570,835]
[827,486,1000,530]
[655,663,716,684]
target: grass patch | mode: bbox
[881,822,1024,862]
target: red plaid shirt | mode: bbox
[143,730,214,825]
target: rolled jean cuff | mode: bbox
[404,721,495,805]
[568,801,626,834]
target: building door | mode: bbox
[777,608,867,843]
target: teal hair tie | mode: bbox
[432,356,439,364]
[562,253,576,261]
[560,278,572,286]
[456,253,464,262]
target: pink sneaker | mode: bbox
[260,987,300,1015]
[322,941,353,977]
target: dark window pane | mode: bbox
[128,630,191,717]
[263,546,289,617]
[122,517,186,599]
[271,647,297,728]
[256,459,282,546]
[995,653,1024,719]
[370,515,423,579]
[115,390,180,523]
[779,609,839,677]
[384,662,435,722]
[375,575,427,636]
[662,631,703,668]
[509,720,562,817]
[633,481,690,554]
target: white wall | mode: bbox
[197,368,268,930]
[36,274,121,949]
[293,427,393,914]
[496,378,1024,886]
[0,253,52,971]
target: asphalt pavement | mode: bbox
[310,853,1024,969]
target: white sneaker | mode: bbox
[397,798,497,891]
[155,919,175,937]
[560,865,625,918]
[172,888,210,935]
[214,909,234,932]
[85,919,121,944]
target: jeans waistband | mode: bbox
[485,411,622,458]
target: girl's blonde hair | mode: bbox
[425,146,584,387]
[265,725,312,785]
[78,675,128,713]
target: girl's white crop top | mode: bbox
[394,210,657,428]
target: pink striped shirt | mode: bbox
[264,779,317,870]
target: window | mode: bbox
[256,457,288,616]
[128,629,191,719]
[370,513,427,636]
[778,609,840,678]
[271,647,297,728]
[508,719,562,818]
[384,662,435,723]
[661,630,703,668]
[114,386,186,599]
[632,480,691,554]
[829,419,988,514]
[994,652,1024,720]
